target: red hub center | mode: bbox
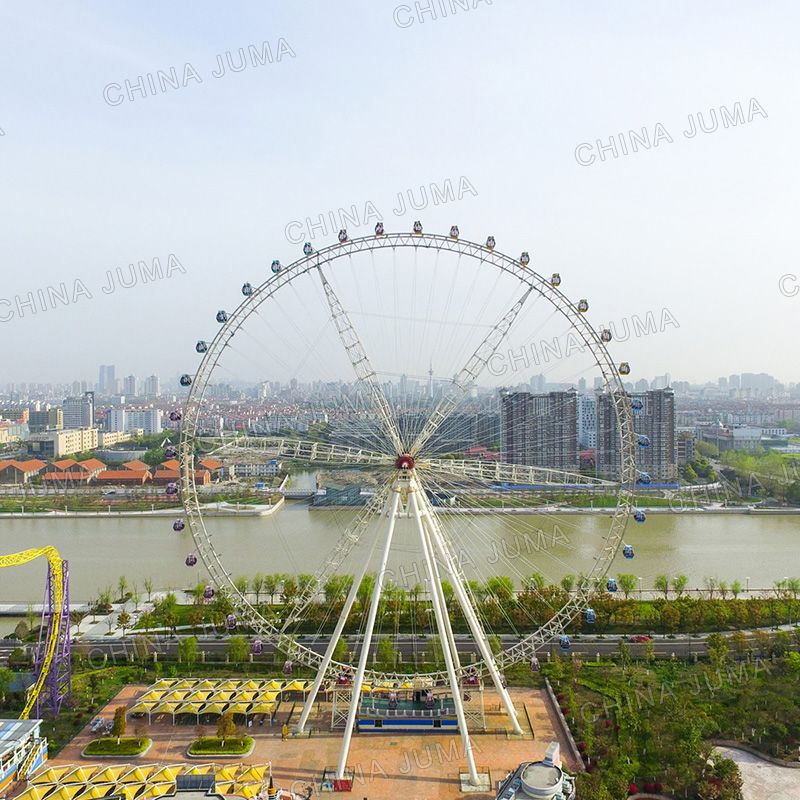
[395,453,415,470]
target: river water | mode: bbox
[0,500,797,602]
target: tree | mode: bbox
[217,711,236,746]
[617,574,637,600]
[234,576,249,598]
[227,635,249,663]
[111,706,127,744]
[704,576,718,599]
[376,638,397,668]
[70,610,88,634]
[654,574,670,599]
[706,632,729,668]
[117,575,128,603]
[117,611,131,635]
[672,574,688,598]
[560,574,575,594]
[332,638,349,663]
[523,572,545,592]
[487,634,502,656]
[144,578,154,603]
[178,635,199,670]
[731,580,742,599]
[0,667,13,704]
[139,611,154,632]
[263,574,280,604]
[252,573,266,605]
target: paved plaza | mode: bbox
[47,685,574,799]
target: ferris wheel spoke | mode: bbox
[280,480,394,632]
[408,286,533,457]
[316,266,404,455]
[199,436,393,467]
[420,457,617,489]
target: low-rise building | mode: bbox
[0,459,47,484]
[26,428,99,458]
[94,469,152,485]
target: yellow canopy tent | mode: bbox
[182,764,213,775]
[151,701,178,716]
[247,702,275,716]
[174,702,203,716]
[128,702,155,716]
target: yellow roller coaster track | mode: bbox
[0,547,64,719]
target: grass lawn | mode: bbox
[188,736,253,755]
[83,737,151,756]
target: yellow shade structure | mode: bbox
[61,767,98,784]
[151,701,178,716]
[239,680,260,692]
[185,691,211,702]
[247,702,275,715]
[148,767,176,784]
[46,786,84,800]
[224,703,249,716]
[93,768,124,784]
[78,783,116,799]
[33,767,72,784]
[119,767,154,783]
[128,702,155,715]
[175,702,203,716]
[282,680,309,692]
[183,764,214,775]
[236,766,266,783]
[14,786,50,800]
[215,766,239,782]
[200,702,226,716]
[233,691,255,702]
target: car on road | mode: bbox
[630,634,653,643]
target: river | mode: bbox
[0,499,798,602]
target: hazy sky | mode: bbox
[1,1,797,387]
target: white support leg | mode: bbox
[416,485,524,735]
[335,486,402,780]
[409,488,480,786]
[296,514,383,734]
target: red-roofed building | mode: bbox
[45,459,79,473]
[95,469,152,485]
[76,458,106,477]
[43,471,92,486]
[155,459,180,472]
[0,459,47,484]
[197,457,224,479]
[152,469,210,486]
[121,459,149,471]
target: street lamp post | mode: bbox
[746,576,750,595]
[638,577,643,599]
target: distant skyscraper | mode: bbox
[729,374,741,390]
[718,376,729,391]
[577,377,587,393]
[144,375,160,397]
[651,373,671,390]
[529,374,546,393]
[123,375,137,397]
[501,390,578,470]
[596,388,676,482]
[577,395,597,449]
[99,365,116,394]
[62,391,94,429]
[634,379,650,392]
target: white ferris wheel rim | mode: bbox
[179,229,638,682]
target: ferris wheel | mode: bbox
[178,224,639,784]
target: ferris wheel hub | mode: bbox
[395,453,415,470]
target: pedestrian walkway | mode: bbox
[716,746,800,800]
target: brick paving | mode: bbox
[47,686,575,799]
